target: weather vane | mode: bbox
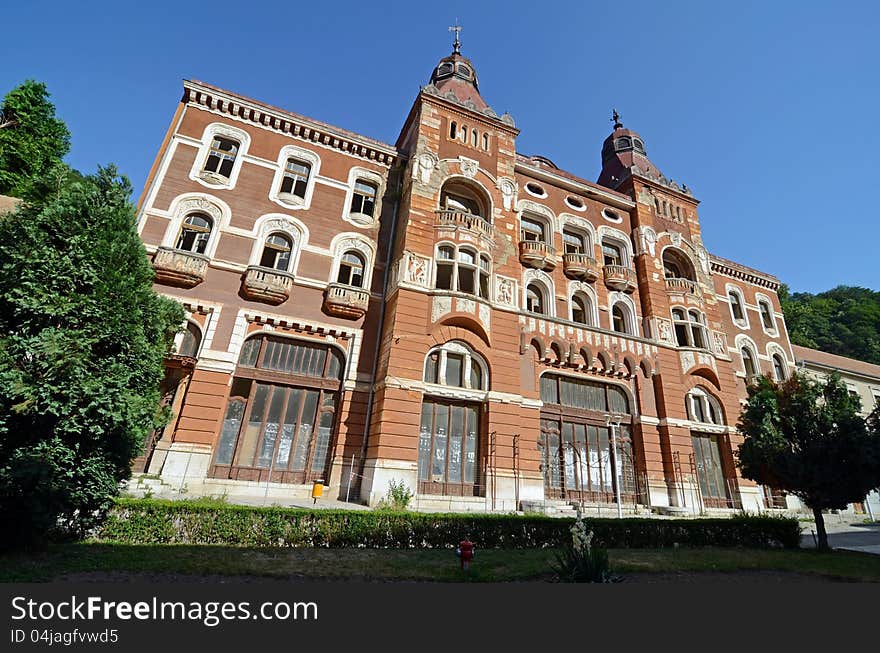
[612,109,623,129]
[449,20,462,54]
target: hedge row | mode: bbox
[96,499,802,549]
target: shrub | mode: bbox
[551,509,617,583]
[97,499,802,549]
[375,479,413,511]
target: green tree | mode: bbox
[781,284,880,365]
[0,166,184,547]
[0,80,72,199]
[736,372,880,551]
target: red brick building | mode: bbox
[134,41,796,513]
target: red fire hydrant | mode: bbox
[456,538,475,570]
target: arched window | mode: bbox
[539,374,635,504]
[612,303,632,334]
[211,335,345,484]
[434,244,490,299]
[728,288,747,325]
[759,299,776,332]
[337,251,365,288]
[350,180,378,218]
[471,129,478,147]
[258,233,293,271]
[571,294,592,326]
[772,353,787,381]
[741,345,758,379]
[419,342,487,496]
[526,283,547,314]
[562,228,589,254]
[662,249,695,281]
[423,341,487,390]
[482,133,489,150]
[520,215,548,243]
[203,136,239,179]
[279,158,312,200]
[178,321,202,358]
[449,120,457,140]
[686,388,725,425]
[440,180,487,219]
[671,308,708,349]
[175,213,212,254]
[601,239,626,267]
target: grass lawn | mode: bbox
[2,544,880,583]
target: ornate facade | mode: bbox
[134,42,798,514]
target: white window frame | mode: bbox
[269,145,321,211]
[246,214,307,275]
[329,233,376,290]
[188,123,251,190]
[726,284,750,330]
[567,281,599,327]
[522,269,555,317]
[756,292,779,336]
[423,341,489,392]
[342,166,385,228]
[735,335,761,379]
[160,193,231,260]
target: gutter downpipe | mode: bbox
[354,156,405,504]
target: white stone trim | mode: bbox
[423,340,489,391]
[725,283,751,330]
[341,166,385,228]
[559,213,596,250]
[246,214,309,274]
[608,291,640,337]
[755,292,779,337]
[328,233,377,289]
[523,269,556,318]
[268,144,322,211]
[187,122,251,191]
[567,280,600,327]
[597,225,634,266]
[516,199,557,234]
[160,193,232,259]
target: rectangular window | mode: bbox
[419,399,481,495]
[520,217,545,242]
[280,159,311,198]
[350,181,377,216]
[563,230,584,254]
[204,137,238,178]
[602,242,622,266]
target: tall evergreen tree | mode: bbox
[0,166,183,546]
[737,372,880,551]
[0,80,71,199]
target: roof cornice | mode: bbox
[183,80,399,167]
[709,255,779,290]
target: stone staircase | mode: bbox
[123,473,179,499]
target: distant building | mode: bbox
[788,345,880,518]
[133,36,802,515]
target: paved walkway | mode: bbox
[799,514,880,554]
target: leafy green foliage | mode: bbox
[737,372,880,549]
[779,284,880,364]
[551,509,617,582]
[98,499,802,549]
[0,81,72,200]
[375,478,414,511]
[0,167,184,547]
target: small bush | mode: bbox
[375,479,413,511]
[97,499,802,549]
[552,509,617,583]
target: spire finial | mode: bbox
[449,20,462,54]
[612,109,623,130]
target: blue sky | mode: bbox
[2,1,877,294]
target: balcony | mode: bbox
[518,240,557,271]
[323,282,370,319]
[563,253,600,282]
[241,265,294,304]
[664,277,701,297]
[603,265,637,293]
[152,247,208,288]
[435,210,494,240]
